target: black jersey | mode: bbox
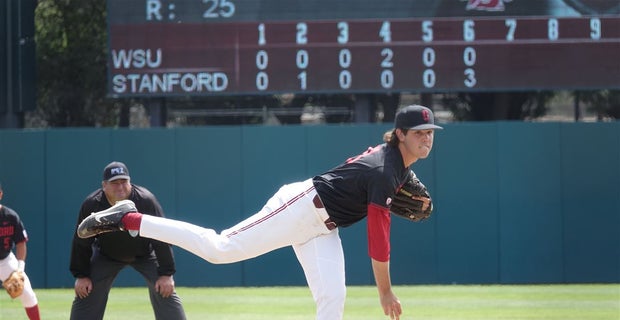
[313,143,410,227]
[70,185,176,278]
[0,205,28,260]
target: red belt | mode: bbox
[313,194,337,230]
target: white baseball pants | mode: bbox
[0,252,38,308]
[139,179,346,320]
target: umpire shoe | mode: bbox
[77,200,137,238]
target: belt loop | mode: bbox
[324,218,337,231]
[311,193,337,230]
[312,194,324,209]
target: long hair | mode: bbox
[384,128,407,147]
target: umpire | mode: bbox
[69,161,186,320]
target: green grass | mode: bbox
[0,284,618,319]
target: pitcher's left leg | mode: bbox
[293,229,346,320]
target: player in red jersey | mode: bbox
[0,182,41,320]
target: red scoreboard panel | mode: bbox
[107,0,620,97]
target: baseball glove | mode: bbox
[3,271,25,299]
[391,171,433,222]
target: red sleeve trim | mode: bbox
[367,203,391,262]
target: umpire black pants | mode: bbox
[70,250,186,320]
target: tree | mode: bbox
[441,91,555,121]
[577,90,620,120]
[34,0,118,127]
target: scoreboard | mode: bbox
[107,0,620,97]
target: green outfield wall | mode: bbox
[0,122,618,288]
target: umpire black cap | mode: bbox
[395,105,443,130]
[103,161,131,182]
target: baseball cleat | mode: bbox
[77,199,137,238]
